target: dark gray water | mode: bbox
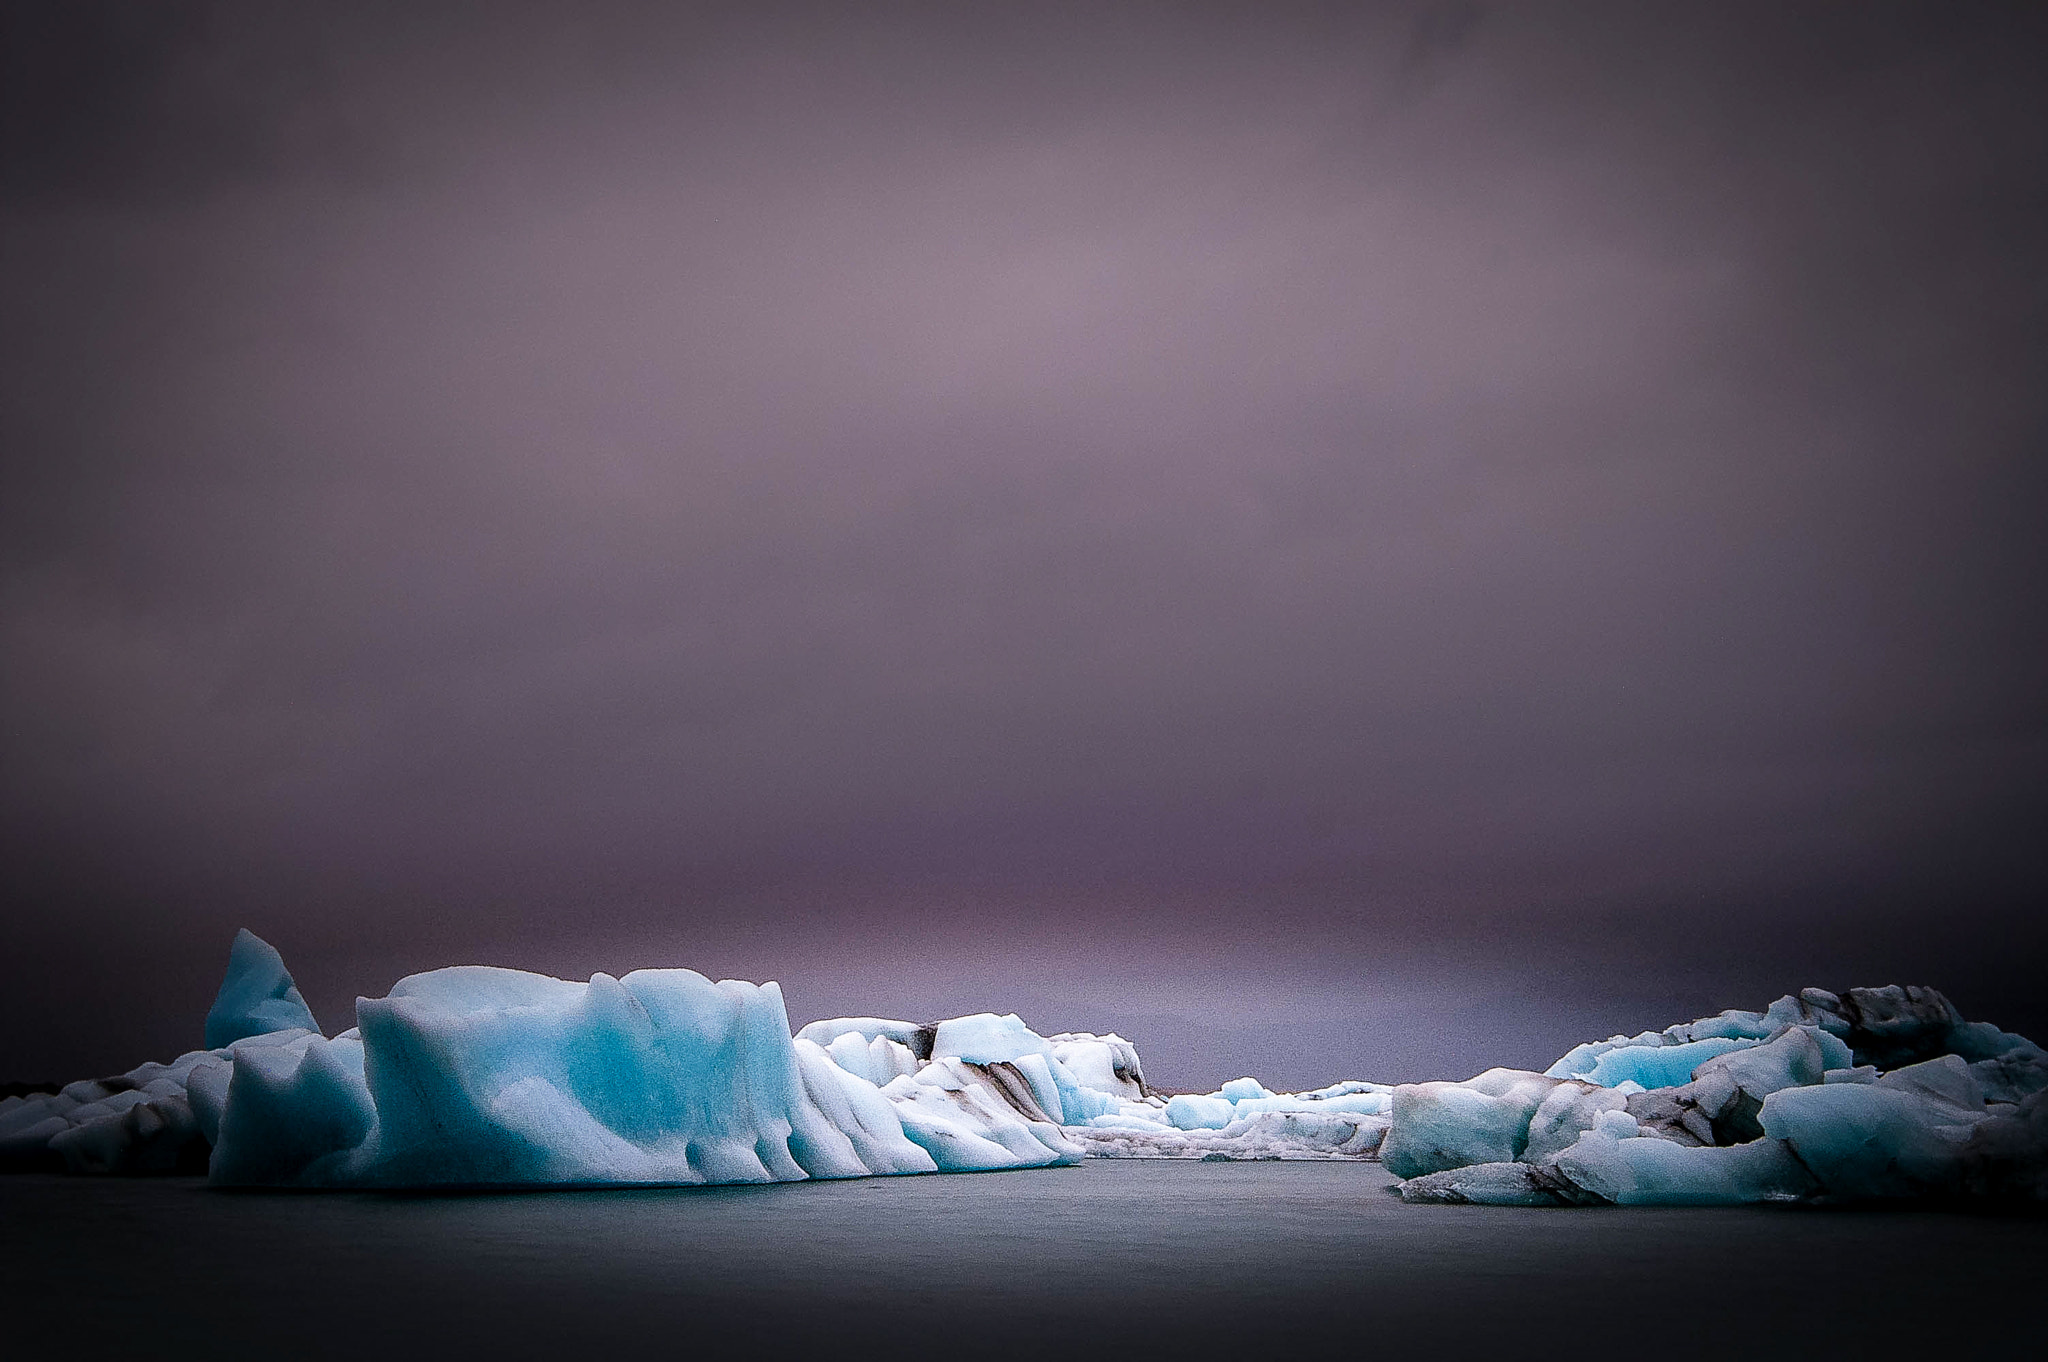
[4,1162,2041,1359]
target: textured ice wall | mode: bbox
[3,935,1097,1187]
[208,965,1087,1187]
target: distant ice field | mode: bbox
[3,1161,2040,1360]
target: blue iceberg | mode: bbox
[6,931,2045,1205]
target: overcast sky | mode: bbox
[4,1,2045,1086]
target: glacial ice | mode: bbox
[204,928,321,1049]
[1379,1069,1561,1179]
[1758,1082,1978,1200]
[1388,984,2048,1206]
[1568,1036,1756,1089]
[1165,1094,1236,1130]
[204,965,1086,1187]
[1068,1105,1388,1161]
[6,931,2046,1204]
[1547,1125,1820,1206]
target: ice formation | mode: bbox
[0,931,327,1176]
[1392,986,2048,1206]
[3,935,1101,1186]
[5,932,2046,1204]
[205,928,322,1048]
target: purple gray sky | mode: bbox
[4,1,2046,1087]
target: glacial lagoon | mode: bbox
[4,1159,2040,1360]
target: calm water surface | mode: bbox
[4,1161,2041,1358]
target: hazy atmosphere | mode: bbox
[5,1,2045,1088]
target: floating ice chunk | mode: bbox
[1520,1083,1629,1165]
[790,1041,938,1178]
[1046,1033,1147,1099]
[1672,1008,1779,1043]
[1828,985,1963,1068]
[204,929,321,1049]
[1380,1070,1561,1178]
[1297,1079,1392,1100]
[1960,1089,2048,1202]
[1067,1109,1386,1161]
[1873,1054,1984,1118]
[931,1013,1050,1066]
[1663,1025,1834,1144]
[46,1094,205,1176]
[795,1017,931,1058]
[1231,1109,1386,1155]
[1217,1077,1272,1102]
[1824,1066,1878,1084]
[1970,1050,2048,1105]
[207,965,999,1187]
[821,1031,921,1088]
[1946,1020,2044,1063]
[1,1054,231,1175]
[880,1059,1081,1172]
[1593,1108,1639,1139]
[196,960,1106,1188]
[1397,1160,1598,1206]
[1575,1036,1756,1089]
[1543,993,1846,1081]
[0,1114,70,1170]
[1166,1094,1236,1130]
[1233,1092,1388,1118]
[209,1034,375,1185]
[1544,1030,1664,1081]
[1549,1129,1817,1205]
[1759,1082,1982,1199]
[1084,1105,1172,1132]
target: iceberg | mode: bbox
[204,928,321,1049]
[1379,1069,1562,1178]
[1067,1106,1388,1161]
[205,965,1093,1187]
[6,930,2046,1205]
[1063,1074,1392,1161]
[1386,984,2048,1207]
[3,934,1108,1187]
